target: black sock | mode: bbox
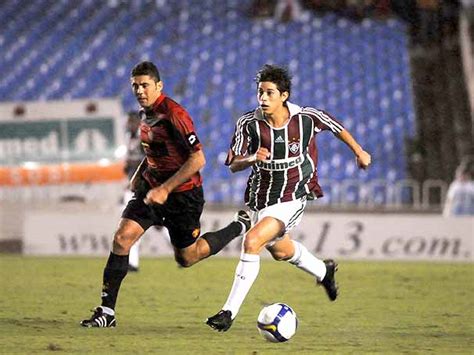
[201,221,242,256]
[101,252,129,310]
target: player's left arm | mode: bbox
[145,107,205,205]
[336,129,372,170]
[308,107,371,170]
[144,149,205,205]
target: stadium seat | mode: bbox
[0,0,415,203]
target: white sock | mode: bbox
[288,240,326,281]
[100,306,115,316]
[236,221,246,235]
[129,241,140,268]
[223,253,260,319]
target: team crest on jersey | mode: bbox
[288,141,300,154]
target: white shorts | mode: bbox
[248,197,307,238]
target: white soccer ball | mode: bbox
[257,303,298,342]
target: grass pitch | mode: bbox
[1,256,473,354]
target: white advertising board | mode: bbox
[23,209,473,262]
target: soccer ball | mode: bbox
[257,303,297,342]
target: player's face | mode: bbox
[131,75,163,108]
[257,82,289,116]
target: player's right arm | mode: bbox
[228,147,270,173]
[226,113,265,173]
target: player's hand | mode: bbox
[356,150,371,170]
[251,147,271,163]
[144,186,170,205]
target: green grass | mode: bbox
[1,256,473,354]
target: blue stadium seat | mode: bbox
[0,0,415,203]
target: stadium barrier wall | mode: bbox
[0,98,127,250]
[0,98,125,166]
[22,206,473,262]
[0,98,126,188]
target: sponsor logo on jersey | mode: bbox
[274,135,285,143]
[186,132,200,147]
[257,155,304,171]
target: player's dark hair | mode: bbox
[131,61,161,82]
[255,64,291,99]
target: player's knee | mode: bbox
[243,233,262,254]
[113,232,133,252]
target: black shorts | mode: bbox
[122,183,205,249]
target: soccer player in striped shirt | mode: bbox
[207,64,371,331]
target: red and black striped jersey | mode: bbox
[139,94,203,192]
[226,102,344,210]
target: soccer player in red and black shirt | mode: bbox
[81,61,251,328]
[207,64,371,332]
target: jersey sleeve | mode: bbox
[303,107,345,134]
[169,107,202,152]
[225,116,251,166]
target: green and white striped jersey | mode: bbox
[226,102,344,210]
